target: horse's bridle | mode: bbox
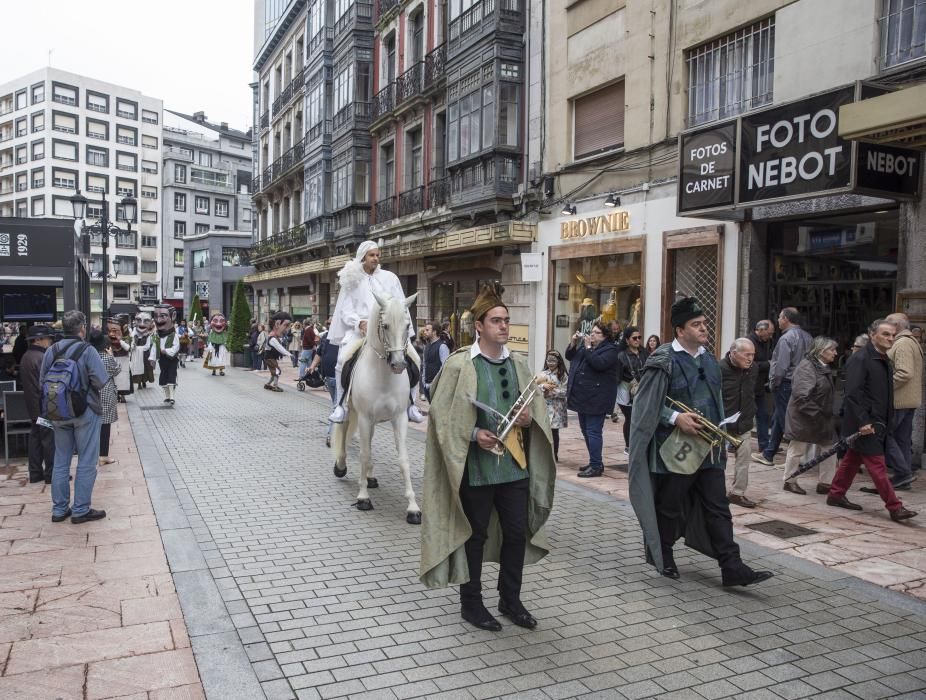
[371,311,406,362]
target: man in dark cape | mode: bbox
[628,297,773,587]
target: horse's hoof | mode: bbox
[406,511,422,525]
[367,478,379,489]
[355,499,374,511]
[334,464,347,478]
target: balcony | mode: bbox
[376,0,400,22]
[398,185,424,217]
[396,62,424,107]
[260,110,269,130]
[375,195,396,223]
[308,26,334,59]
[428,177,450,208]
[333,207,370,242]
[250,220,332,261]
[449,153,521,207]
[371,83,395,122]
[448,0,522,55]
[333,101,371,138]
[255,135,307,193]
[424,44,447,87]
[307,118,332,145]
[334,1,372,42]
[272,67,307,120]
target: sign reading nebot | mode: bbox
[739,87,854,203]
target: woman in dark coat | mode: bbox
[782,336,838,495]
[565,321,621,478]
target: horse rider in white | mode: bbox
[328,240,424,424]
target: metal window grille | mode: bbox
[687,17,775,127]
[881,0,926,68]
[672,245,719,349]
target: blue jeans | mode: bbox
[298,349,315,377]
[754,391,770,452]
[251,349,264,371]
[889,408,915,483]
[51,409,103,517]
[325,376,337,437]
[578,413,606,468]
[763,381,791,460]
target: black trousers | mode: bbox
[654,468,741,570]
[28,420,55,481]
[99,423,111,457]
[459,475,529,609]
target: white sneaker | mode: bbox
[407,405,425,423]
[329,405,346,423]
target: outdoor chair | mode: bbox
[3,391,32,466]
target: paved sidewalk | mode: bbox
[130,363,926,699]
[0,403,205,699]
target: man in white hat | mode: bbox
[328,241,423,423]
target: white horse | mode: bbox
[332,291,422,524]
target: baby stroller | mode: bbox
[295,366,324,392]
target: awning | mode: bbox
[381,221,536,261]
[839,83,926,149]
[244,255,351,284]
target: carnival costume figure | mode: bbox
[148,304,181,405]
[107,314,133,401]
[627,297,773,588]
[204,312,229,376]
[130,312,155,389]
[327,240,423,424]
[263,311,293,392]
[419,283,556,632]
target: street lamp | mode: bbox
[70,189,136,321]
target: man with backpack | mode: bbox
[39,310,109,524]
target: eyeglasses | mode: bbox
[630,335,641,340]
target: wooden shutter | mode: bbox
[574,82,625,159]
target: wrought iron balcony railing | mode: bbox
[396,62,424,106]
[428,176,450,208]
[334,1,373,40]
[260,110,269,129]
[307,118,332,144]
[375,195,396,223]
[398,185,424,217]
[251,223,309,260]
[424,44,447,86]
[308,26,334,57]
[376,0,400,22]
[371,83,395,121]
[333,101,371,135]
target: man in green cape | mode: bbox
[419,283,556,631]
[628,297,773,588]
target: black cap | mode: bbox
[671,297,704,329]
[27,325,54,340]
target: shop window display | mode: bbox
[550,253,642,355]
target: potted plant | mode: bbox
[228,279,252,368]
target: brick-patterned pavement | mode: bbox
[0,402,204,699]
[126,362,926,700]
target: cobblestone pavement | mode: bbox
[0,403,205,699]
[133,363,926,700]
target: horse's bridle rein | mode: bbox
[370,310,406,362]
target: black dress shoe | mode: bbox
[578,466,603,478]
[71,508,106,524]
[29,476,45,484]
[498,600,537,629]
[722,565,774,587]
[827,495,862,511]
[51,508,72,523]
[461,606,502,631]
[661,565,680,579]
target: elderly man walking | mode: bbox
[752,308,811,466]
[883,313,922,490]
[720,338,758,508]
[747,320,775,453]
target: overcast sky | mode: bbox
[3,0,255,130]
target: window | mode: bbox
[116,152,137,172]
[174,249,185,266]
[197,151,212,167]
[174,193,187,212]
[86,118,107,140]
[86,202,104,219]
[573,82,625,159]
[86,91,108,114]
[215,225,229,231]
[116,98,137,120]
[15,173,27,192]
[406,128,422,188]
[333,160,352,209]
[686,17,774,127]
[51,196,72,217]
[112,284,130,300]
[52,168,77,189]
[335,0,352,20]
[116,178,136,198]
[309,0,324,41]
[141,235,157,247]
[243,208,252,222]
[31,83,44,104]
[15,118,26,137]
[15,90,26,111]
[195,196,209,214]
[86,173,107,193]
[30,141,45,161]
[174,276,184,292]
[141,187,157,199]
[334,63,354,114]
[52,111,78,134]
[881,0,926,67]
[481,85,494,150]
[215,199,229,217]
[142,109,159,124]
[52,83,77,106]
[306,165,325,218]
[142,260,158,273]
[141,210,158,223]
[86,146,108,167]
[175,164,186,183]
[116,125,137,146]
[52,139,77,161]
[174,220,186,238]
[195,223,210,234]
[193,249,210,268]
[31,112,44,133]
[115,256,137,275]
[14,145,26,165]
[142,135,158,149]
[307,77,324,130]
[31,168,44,188]
[31,196,44,216]
[141,160,158,174]
[380,142,395,197]
[498,83,519,147]
[191,169,228,188]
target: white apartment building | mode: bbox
[0,67,163,319]
[161,110,252,315]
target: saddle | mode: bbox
[340,341,420,400]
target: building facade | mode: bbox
[0,68,163,322]
[161,110,253,318]
[183,230,255,318]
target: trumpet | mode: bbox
[469,380,540,456]
[667,397,743,449]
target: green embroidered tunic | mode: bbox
[466,355,529,487]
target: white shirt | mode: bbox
[469,340,511,361]
[328,267,410,345]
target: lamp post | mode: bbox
[70,189,137,322]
